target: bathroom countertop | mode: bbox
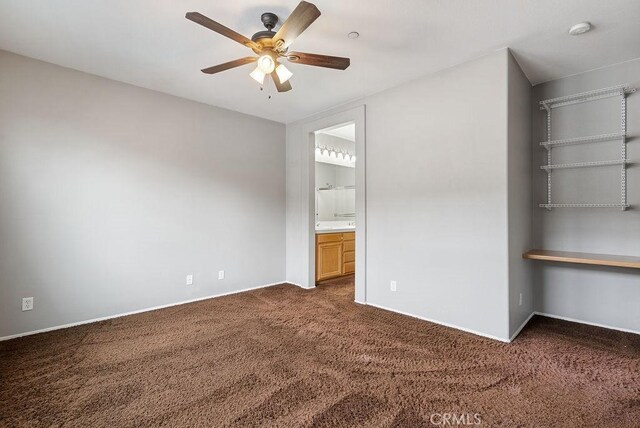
[315,228,356,234]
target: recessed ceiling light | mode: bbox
[347,31,360,39]
[569,22,591,35]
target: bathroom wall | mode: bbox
[532,58,640,333]
[315,162,356,222]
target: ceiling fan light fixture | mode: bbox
[257,54,276,73]
[186,2,351,94]
[275,64,293,83]
[250,67,266,84]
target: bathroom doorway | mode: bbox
[314,123,356,288]
[302,105,365,303]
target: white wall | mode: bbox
[507,53,534,337]
[287,49,525,341]
[0,51,286,338]
[531,58,640,333]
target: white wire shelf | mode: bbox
[541,159,627,172]
[317,185,355,191]
[539,132,625,150]
[540,203,629,210]
[539,85,635,110]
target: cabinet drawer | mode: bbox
[343,250,355,263]
[343,240,355,252]
[343,261,355,274]
[317,233,342,243]
[342,232,355,241]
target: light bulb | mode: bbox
[257,55,275,73]
[315,147,321,155]
[330,150,337,158]
[351,155,356,162]
[323,149,329,156]
[338,152,344,160]
[275,64,293,83]
[250,67,266,84]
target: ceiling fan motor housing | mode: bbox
[252,12,279,44]
[261,12,278,30]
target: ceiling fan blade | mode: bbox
[271,71,292,92]
[287,52,350,70]
[272,1,321,51]
[186,12,258,50]
[201,57,257,74]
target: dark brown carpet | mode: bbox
[1,276,639,427]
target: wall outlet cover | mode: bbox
[390,281,397,292]
[218,270,225,280]
[186,274,193,285]
[22,297,34,311]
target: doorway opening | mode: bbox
[302,105,365,303]
[314,122,356,290]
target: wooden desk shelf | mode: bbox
[523,250,640,269]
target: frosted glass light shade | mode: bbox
[250,67,266,84]
[275,64,293,83]
[257,55,275,73]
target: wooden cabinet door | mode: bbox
[317,241,343,281]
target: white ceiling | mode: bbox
[1,1,639,123]
[318,123,355,142]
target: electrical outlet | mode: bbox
[186,274,193,285]
[22,297,33,311]
[519,293,523,306]
[218,270,225,280]
[390,280,397,292]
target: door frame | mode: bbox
[302,105,366,303]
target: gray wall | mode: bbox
[0,51,286,338]
[507,53,534,337]
[532,58,640,333]
[287,49,523,341]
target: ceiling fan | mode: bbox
[186,1,350,93]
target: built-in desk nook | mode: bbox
[523,249,640,269]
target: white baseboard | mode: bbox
[0,281,285,342]
[288,281,310,289]
[534,311,640,335]
[509,312,535,342]
[364,301,511,343]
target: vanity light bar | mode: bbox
[315,145,356,162]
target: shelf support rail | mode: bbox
[546,107,552,209]
[622,95,627,209]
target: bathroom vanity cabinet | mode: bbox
[316,232,355,282]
